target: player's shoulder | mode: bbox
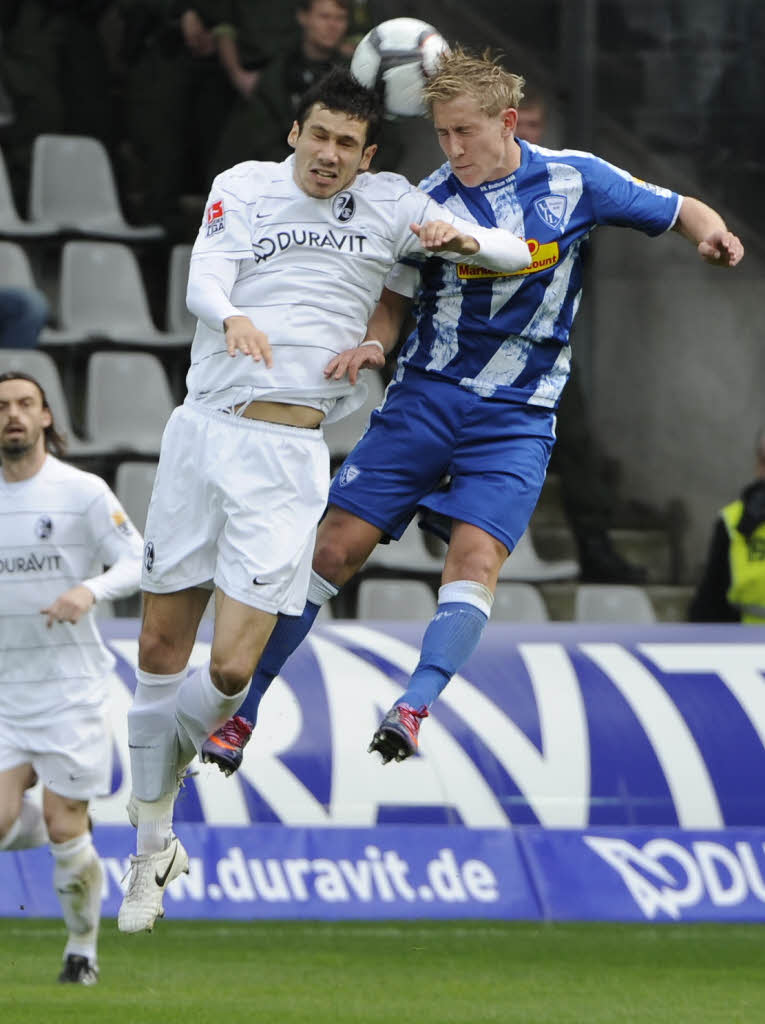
[417,162,452,195]
[45,456,111,500]
[355,169,419,202]
[211,159,290,202]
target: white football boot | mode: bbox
[118,835,189,933]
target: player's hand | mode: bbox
[324,341,385,384]
[698,230,744,267]
[410,220,479,256]
[223,315,273,367]
[41,585,96,628]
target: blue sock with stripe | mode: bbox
[396,580,493,711]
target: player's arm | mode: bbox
[404,196,531,273]
[671,196,744,267]
[187,252,273,366]
[325,288,411,384]
[41,492,143,627]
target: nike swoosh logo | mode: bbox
[252,577,269,585]
[155,845,177,888]
[256,212,269,218]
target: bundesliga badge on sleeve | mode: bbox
[206,199,225,237]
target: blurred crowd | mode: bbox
[0,0,408,243]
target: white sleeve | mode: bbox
[187,253,241,331]
[82,488,143,602]
[399,191,531,273]
[385,261,420,298]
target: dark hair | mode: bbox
[0,371,67,457]
[294,67,383,148]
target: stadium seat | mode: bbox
[356,578,437,620]
[573,584,657,623]
[499,530,579,582]
[323,370,386,459]
[84,351,176,455]
[166,244,196,335]
[0,145,57,237]
[29,134,164,240]
[59,241,191,348]
[0,348,104,457]
[0,241,86,346]
[365,520,445,573]
[492,582,550,622]
[114,460,158,535]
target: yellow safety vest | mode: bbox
[721,499,765,623]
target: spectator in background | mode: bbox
[119,3,236,238]
[0,0,115,210]
[689,429,765,624]
[0,286,49,349]
[210,0,352,174]
[516,85,648,583]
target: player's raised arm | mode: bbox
[406,207,531,273]
[672,196,744,267]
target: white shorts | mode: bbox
[142,401,330,615]
[0,706,112,801]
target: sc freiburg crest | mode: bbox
[332,192,355,222]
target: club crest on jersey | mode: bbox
[337,464,360,487]
[206,199,225,237]
[144,541,155,573]
[534,194,567,229]
[35,515,53,539]
[332,192,355,222]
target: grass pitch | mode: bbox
[2,919,765,1024]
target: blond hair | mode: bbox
[423,46,525,118]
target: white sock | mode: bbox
[307,570,339,605]
[51,832,102,963]
[128,666,188,802]
[136,791,176,856]
[175,663,250,757]
[0,796,48,850]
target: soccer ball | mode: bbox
[350,17,450,118]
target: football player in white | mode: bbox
[119,66,531,933]
[0,372,143,984]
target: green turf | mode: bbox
[2,919,765,1024]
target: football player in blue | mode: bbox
[204,46,744,771]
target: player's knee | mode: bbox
[44,802,87,844]
[314,530,364,583]
[209,655,252,697]
[138,624,185,675]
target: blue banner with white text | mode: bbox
[3,621,765,920]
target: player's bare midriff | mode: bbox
[233,401,324,429]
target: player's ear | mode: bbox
[359,143,377,172]
[287,121,300,149]
[502,107,518,136]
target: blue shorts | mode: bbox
[328,369,556,552]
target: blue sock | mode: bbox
[397,600,489,711]
[235,601,321,725]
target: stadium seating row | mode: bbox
[0,134,163,241]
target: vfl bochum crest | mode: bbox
[337,464,360,487]
[534,194,567,230]
[332,192,356,222]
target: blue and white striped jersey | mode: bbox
[388,139,682,408]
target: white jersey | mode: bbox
[0,456,143,722]
[186,155,531,421]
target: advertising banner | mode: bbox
[3,621,765,921]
